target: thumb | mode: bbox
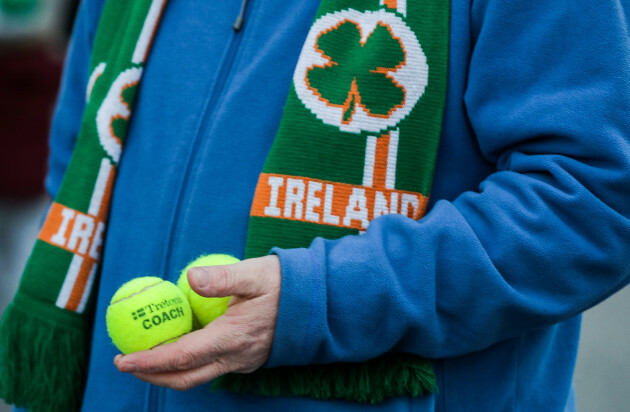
[187,256,279,299]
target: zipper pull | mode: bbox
[232,0,249,31]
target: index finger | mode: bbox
[114,324,223,374]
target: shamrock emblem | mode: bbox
[294,9,427,134]
[306,20,406,125]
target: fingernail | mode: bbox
[192,269,208,288]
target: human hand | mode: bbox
[113,255,281,391]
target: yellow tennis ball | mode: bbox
[178,254,240,328]
[106,276,193,354]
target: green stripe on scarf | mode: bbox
[218,0,450,403]
[0,0,449,409]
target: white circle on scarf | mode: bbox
[293,8,428,134]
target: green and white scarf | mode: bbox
[0,0,449,410]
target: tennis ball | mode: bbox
[106,276,193,354]
[178,254,240,328]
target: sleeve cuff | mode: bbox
[265,242,327,368]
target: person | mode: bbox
[32,0,630,410]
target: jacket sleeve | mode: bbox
[45,0,105,198]
[266,0,630,366]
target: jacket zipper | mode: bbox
[232,0,250,31]
[146,3,252,411]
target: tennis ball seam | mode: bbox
[110,280,163,304]
[106,277,193,354]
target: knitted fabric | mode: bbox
[223,0,450,403]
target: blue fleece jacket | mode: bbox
[40,0,630,411]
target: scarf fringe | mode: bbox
[211,353,436,404]
[0,298,88,412]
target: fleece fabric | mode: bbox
[39,0,630,411]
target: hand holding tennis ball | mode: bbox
[114,255,281,391]
[106,254,238,355]
[177,254,240,328]
[106,276,193,354]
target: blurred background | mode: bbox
[0,1,628,411]
[1,0,78,410]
